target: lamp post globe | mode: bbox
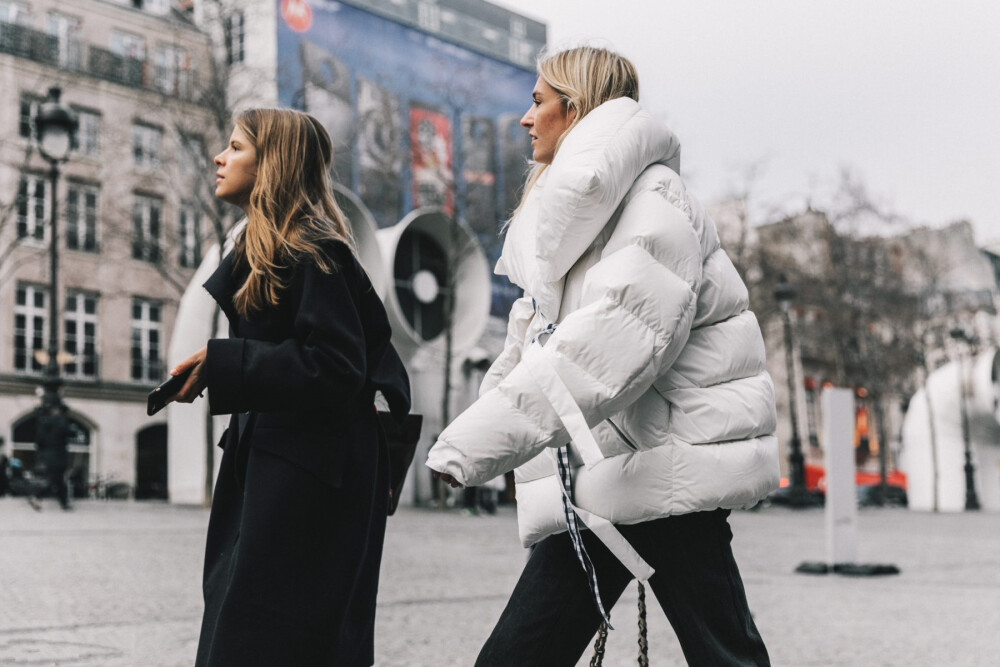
[32,86,78,411]
[35,87,77,163]
[774,274,795,311]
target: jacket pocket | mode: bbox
[247,426,346,488]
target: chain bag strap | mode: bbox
[589,581,650,666]
[529,300,651,665]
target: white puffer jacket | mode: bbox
[427,98,779,550]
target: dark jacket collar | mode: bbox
[203,250,241,332]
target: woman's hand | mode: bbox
[430,469,464,489]
[170,347,209,404]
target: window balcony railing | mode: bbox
[1,20,201,103]
[87,45,145,88]
[0,21,58,65]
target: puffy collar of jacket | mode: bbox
[496,98,681,321]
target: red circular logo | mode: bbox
[282,0,313,33]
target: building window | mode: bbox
[131,0,170,13]
[16,173,49,243]
[132,123,161,167]
[73,108,100,156]
[508,38,533,66]
[0,1,29,24]
[66,182,98,252]
[110,29,145,60]
[178,132,207,183]
[154,44,189,96]
[179,132,205,163]
[64,291,98,379]
[224,11,245,65]
[131,298,162,382]
[14,284,48,373]
[178,202,201,268]
[132,194,162,262]
[46,11,81,68]
[18,92,43,139]
[417,2,441,31]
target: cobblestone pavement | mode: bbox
[0,497,997,666]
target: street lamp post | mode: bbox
[949,327,981,511]
[803,376,821,454]
[774,273,809,505]
[33,86,78,411]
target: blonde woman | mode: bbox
[168,108,410,666]
[428,47,778,665]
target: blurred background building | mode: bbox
[2,0,996,510]
[0,0,217,500]
[0,0,546,505]
[711,198,1000,508]
[164,0,546,506]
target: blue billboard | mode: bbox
[275,0,536,317]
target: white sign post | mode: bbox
[822,387,856,566]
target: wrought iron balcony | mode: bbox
[1,20,201,103]
[0,20,58,65]
[87,45,144,88]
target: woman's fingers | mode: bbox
[431,470,463,488]
[170,347,208,404]
[175,369,206,403]
[171,346,206,376]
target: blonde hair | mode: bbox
[511,46,640,221]
[231,108,355,317]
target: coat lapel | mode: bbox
[203,250,241,335]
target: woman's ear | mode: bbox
[565,102,577,123]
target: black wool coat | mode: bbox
[194,239,410,667]
[35,411,70,469]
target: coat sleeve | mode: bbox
[205,257,367,415]
[427,192,704,486]
[478,295,534,397]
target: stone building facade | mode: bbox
[0,0,218,498]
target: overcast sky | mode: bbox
[493,0,1000,245]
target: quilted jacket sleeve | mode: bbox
[427,190,703,486]
[478,296,534,397]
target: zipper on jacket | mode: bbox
[605,418,639,451]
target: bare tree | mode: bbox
[752,170,929,502]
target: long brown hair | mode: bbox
[511,46,640,221]
[230,108,355,317]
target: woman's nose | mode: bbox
[213,153,223,166]
[520,108,532,127]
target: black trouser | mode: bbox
[36,464,69,508]
[476,509,770,667]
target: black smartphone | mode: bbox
[147,366,194,416]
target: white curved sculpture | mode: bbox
[376,208,491,361]
[335,186,388,298]
[901,348,1000,512]
[165,242,231,505]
